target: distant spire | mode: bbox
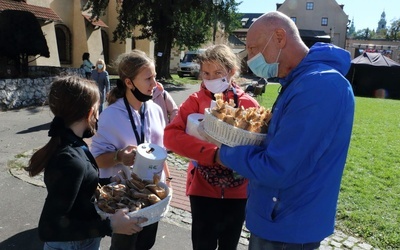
[348,17,355,35]
[377,10,387,32]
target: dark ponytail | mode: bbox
[25,137,61,176]
[107,79,125,105]
[25,75,99,177]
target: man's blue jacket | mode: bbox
[220,42,355,243]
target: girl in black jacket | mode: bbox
[25,75,146,250]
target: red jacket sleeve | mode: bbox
[164,90,218,165]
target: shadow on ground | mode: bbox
[163,85,187,93]
[0,228,44,250]
[7,106,49,115]
[17,122,50,134]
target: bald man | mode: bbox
[211,11,355,249]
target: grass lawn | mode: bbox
[259,83,400,248]
[167,74,200,85]
[110,74,201,86]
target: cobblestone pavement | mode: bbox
[10,151,379,250]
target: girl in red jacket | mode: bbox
[164,44,259,250]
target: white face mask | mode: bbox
[203,76,230,93]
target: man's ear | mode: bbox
[275,28,287,48]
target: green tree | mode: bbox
[388,19,400,40]
[353,28,372,40]
[375,28,388,39]
[85,0,241,80]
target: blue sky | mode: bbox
[236,0,400,31]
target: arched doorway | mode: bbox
[55,24,71,65]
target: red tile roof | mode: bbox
[0,0,62,22]
[83,14,108,28]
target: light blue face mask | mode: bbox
[247,34,281,79]
[97,64,104,69]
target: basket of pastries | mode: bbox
[203,93,272,147]
[95,172,172,227]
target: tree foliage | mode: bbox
[388,19,400,40]
[353,28,373,40]
[84,0,241,79]
[351,18,400,41]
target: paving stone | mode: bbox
[347,236,360,244]
[343,239,356,248]
[318,246,333,250]
[358,242,373,249]
[182,217,192,225]
[332,234,345,243]
[330,240,343,248]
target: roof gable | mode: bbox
[239,13,263,28]
[0,0,61,22]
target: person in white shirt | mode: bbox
[90,50,171,250]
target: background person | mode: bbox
[25,75,146,250]
[152,81,178,125]
[82,52,94,79]
[164,44,259,250]
[92,58,110,113]
[209,11,355,249]
[90,50,171,250]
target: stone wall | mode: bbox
[0,67,84,110]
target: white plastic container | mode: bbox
[132,143,167,181]
[185,113,205,140]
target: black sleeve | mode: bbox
[39,151,112,241]
[98,177,111,186]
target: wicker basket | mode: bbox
[203,108,266,147]
[95,182,172,227]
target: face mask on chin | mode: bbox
[247,34,281,79]
[203,76,230,94]
[130,81,152,102]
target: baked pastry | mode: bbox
[210,95,272,133]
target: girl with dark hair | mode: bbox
[25,75,146,250]
[82,52,94,79]
[91,50,171,250]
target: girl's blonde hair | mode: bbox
[197,44,240,77]
[95,58,106,71]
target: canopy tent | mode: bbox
[346,52,400,99]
